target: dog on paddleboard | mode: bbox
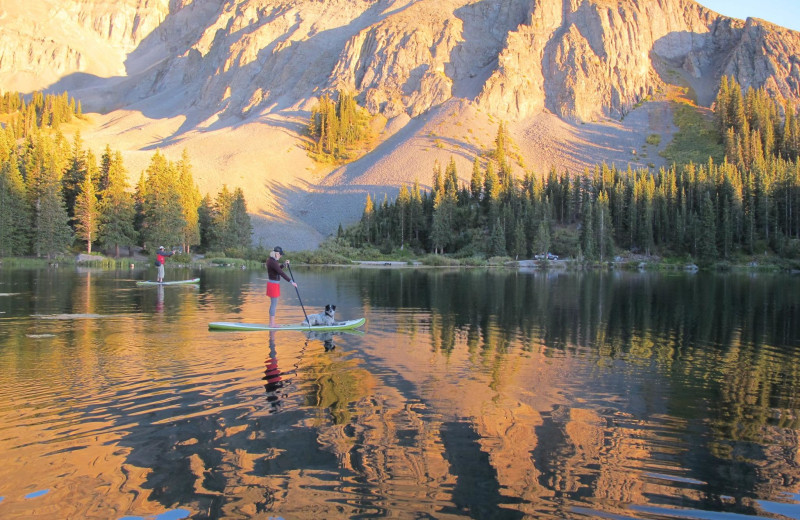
[303,304,336,326]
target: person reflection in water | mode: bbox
[263,330,285,412]
[156,284,165,313]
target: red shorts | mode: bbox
[266,280,280,297]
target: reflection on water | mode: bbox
[264,330,286,413]
[1,267,800,519]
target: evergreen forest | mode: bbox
[0,91,252,260]
[339,77,800,266]
[3,77,800,266]
[307,90,374,162]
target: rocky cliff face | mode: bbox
[1,0,799,123]
[476,0,717,120]
[0,0,170,89]
[719,18,800,108]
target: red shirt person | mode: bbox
[155,246,175,283]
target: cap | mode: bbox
[273,246,284,254]
[159,246,165,250]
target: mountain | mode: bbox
[2,0,799,250]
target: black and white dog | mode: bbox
[303,304,336,326]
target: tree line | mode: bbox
[344,80,800,265]
[0,91,252,259]
[0,90,82,137]
[716,76,800,165]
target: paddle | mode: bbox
[286,263,310,325]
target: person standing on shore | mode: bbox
[266,246,296,327]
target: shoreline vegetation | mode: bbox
[0,247,793,273]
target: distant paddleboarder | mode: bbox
[155,246,176,283]
[266,246,296,327]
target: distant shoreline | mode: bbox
[0,254,794,274]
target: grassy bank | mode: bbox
[660,86,724,166]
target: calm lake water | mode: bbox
[1,265,800,519]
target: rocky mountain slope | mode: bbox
[1,0,799,249]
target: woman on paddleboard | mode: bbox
[266,246,296,327]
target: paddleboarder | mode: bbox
[155,246,175,283]
[266,246,297,327]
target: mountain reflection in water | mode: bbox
[0,267,799,519]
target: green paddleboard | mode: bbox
[137,278,200,286]
[208,317,366,332]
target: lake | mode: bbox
[1,265,800,519]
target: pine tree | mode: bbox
[410,180,424,246]
[430,185,455,254]
[34,178,73,259]
[229,187,253,249]
[698,192,718,263]
[720,201,732,259]
[98,144,113,194]
[397,184,411,249]
[512,218,526,259]
[483,161,499,209]
[470,158,482,201]
[444,156,458,198]
[97,151,137,257]
[568,170,581,224]
[784,104,799,160]
[715,75,731,133]
[729,78,746,134]
[533,219,550,257]
[198,194,214,251]
[0,155,31,256]
[139,151,185,250]
[74,170,98,253]
[22,134,48,205]
[489,217,506,257]
[596,190,614,261]
[494,122,512,193]
[632,172,655,255]
[431,160,444,202]
[210,185,233,251]
[176,149,201,253]
[362,193,375,245]
[62,131,86,219]
[581,194,595,260]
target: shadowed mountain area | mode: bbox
[1,0,799,249]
